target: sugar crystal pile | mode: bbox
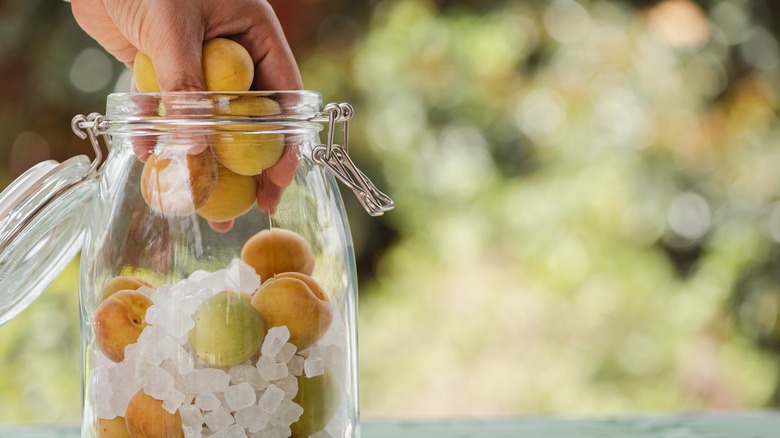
[91,258,347,438]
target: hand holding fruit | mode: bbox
[70,0,302,219]
[70,0,301,91]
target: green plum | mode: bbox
[290,372,340,438]
[190,292,264,367]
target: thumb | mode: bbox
[147,37,205,92]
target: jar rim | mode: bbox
[104,91,324,129]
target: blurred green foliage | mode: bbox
[2,0,780,423]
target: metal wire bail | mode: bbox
[313,103,394,216]
[71,112,106,175]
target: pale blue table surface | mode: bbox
[1,412,779,437]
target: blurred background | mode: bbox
[2,0,780,423]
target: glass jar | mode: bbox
[0,91,392,438]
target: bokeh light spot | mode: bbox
[114,68,132,93]
[741,26,780,71]
[69,47,113,93]
[646,0,710,50]
[667,192,711,241]
[710,1,750,45]
[515,88,567,145]
[543,0,590,43]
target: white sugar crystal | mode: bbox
[261,327,290,358]
[257,356,288,381]
[203,407,234,431]
[258,384,285,413]
[250,427,285,438]
[108,375,138,417]
[229,365,268,390]
[184,425,202,438]
[275,374,298,400]
[275,426,292,438]
[216,391,229,407]
[301,345,321,360]
[271,400,304,427]
[123,342,142,364]
[193,269,229,293]
[275,343,297,364]
[195,393,222,411]
[92,367,114,419]
[142,366,174,400]
[151,285,175,307]
[234,404,269,433]
[161,357,180,377]
[146,304,195,340]
[180,290,211,315]
[188,270,211,282]
[287,355,304,377]
[211,424,247,438]
[225,382,256,411]
[180,403,204,427]
[226,258,261,294]
[304,357,324,378]
[169,347,195,374]
[135,327,172,366]
[184,368,230,394]
[174,374,196,406]
[134,360,156,384]
[162,387,186,414]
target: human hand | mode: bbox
[70,0,301,91]
[70,0,302,223]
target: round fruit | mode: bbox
[290,372,340,438]
[211,126,285,176]
[99,276,154,302]
[140,150,216,217]
[196,162,258,222]
[94,290,153,362]
[241,229,315,283]
[125,390,183,438]
[133,51,160,92]
[97,416,130,438]
[202,38,254,92]
[132,38,254,93]
[215,95,282,116]
[251,273,332,351]
[190,292,264,367]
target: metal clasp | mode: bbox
[71,113,108,175]
[312,103,394,216]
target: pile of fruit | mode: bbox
[92,229,344,438]
[134,37,289,222]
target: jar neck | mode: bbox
[104,91,324,135]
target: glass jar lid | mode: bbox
[0,155,96,325]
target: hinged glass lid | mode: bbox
[0,116,103,325]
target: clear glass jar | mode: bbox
[0,91,392,438]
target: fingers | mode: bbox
[147,35,206,92]
[256,173,285,216]
[229,2,302,91]
[266,141,299,188]
[71,0,138,66]
[208,220,235,233]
